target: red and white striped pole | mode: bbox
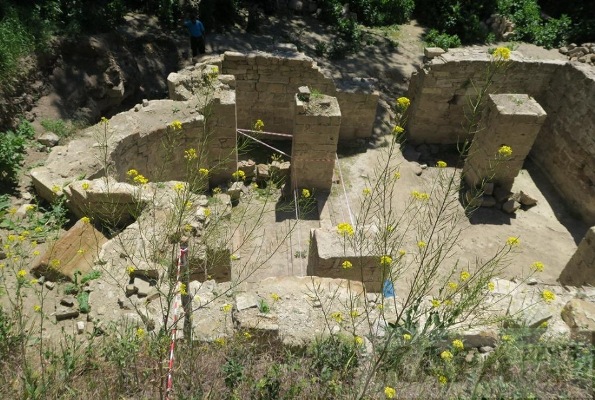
[165,241,188,399]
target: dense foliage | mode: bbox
[0,120,34,185]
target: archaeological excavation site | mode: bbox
[17,42,595,353]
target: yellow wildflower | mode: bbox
[25,204,36,212]
[384,386,397,399]
[493,47,511,60]
[77,248,85,255]
[0,263,4,269]
[393,171,401,180]
[502,334,513,342]
[342,260,353,269]
[49,259,61,269]
[386,225,394,232]
[403,333,412,341]
[81,182,90,191]
[411,190,429,200]
[363,188,371,196]
[417,241,427,249]
[431,299,441,308]
[34,227,43,233]
[8,207,16,214]
[377,304,384,311]
[232,170,246,180]
[17,269,27,278]
[213,187,222,194]
[243,331,252,339]
[330,311,343,323]
[447,282,458,291]
[253,119,264,131]
[540,321,548,328]
[380,255,392,266]
[30,279,38,285]
[81,216,91,224]
[185,201,193,210]
[133,174,148,185]
[436,160,447,168]
[302,188,311,198]
[393,125,404,135]
[441,350,453,362]
[51,185,61,194]
[7,234,15,242]
[169,120,183,130]
[127,169,139,177]
[126,265,135,275]
[398,249,406,256]
[179,283,187,295]
[396,96,410,110]
[460,271,470,281]
[350,309,360,319]
[222,303,233,313]
[17,235,25,241]
[173,183,185,192]
[488,281,495,291]
[452,339,464,350]
[438,375,448,385]
[32,250,40,256]
[199,168,209,176]
[506,236,520,247]
[100,116,109,125]
[541,289,555,303]
[214,337,226,346]
[271,293,281,302]
[136,328,145,339]
[184,148,197,160]
[337,222,354,236]
[355,336,364,347]
[204,208,211,217]
[34,305,42,313]
[498,145,513,157]
[531,261,544,272]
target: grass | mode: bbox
[40,118,78,138]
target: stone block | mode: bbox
[56,307,80,321]
[31,219,107,281]
[559,227,595,286]
[561,298,595,343]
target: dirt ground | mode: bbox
[6,13,589,332]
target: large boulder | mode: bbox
[561,298,595,343]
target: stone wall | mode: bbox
[559,227,595,286]
[291,93,341,191]
[406,48,595,224]
[221,48,378,140]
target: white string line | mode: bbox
[335,153,355,226]
[237,128,293,138]
[237,130,291,158]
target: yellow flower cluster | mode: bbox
[506,236,520,247]
[384,386,397,399]
[380,255,392,266]
[493,47,511,60]
[452,339,464,350]
[541,289,555,303]
[271,293,281,302]
[460,271,470,281]
[393,125,404,135]
[302,188,311,198]
[136,328,145,339]
[100,116,109,125]
[243,331,252,339]
[431,299,441,308]
[447,282,458,291]
[127,169,148,185]
[207,66,219,81]
[254,119,265,132]
[169,120,183,130]
[50,259,61,269]
[436,160,447,168]
[488,281,495,291]
[438,375,448,385]
[417,241,426,248]
[354,336,364,347]
[363,187,371,196]
[393,171,401,180]
[17,269,27,278]
[184,148,197,161]
[222,303,233,313]
[403,333,412,341]
[498,145,513,157]
[232,170,246,180]
[531,261,544,272]
[398,249,406,256]
[33,305,42,313]
[331,311,343,323]
[81,182,90,191]
[337,222,354,236]
[440,350,453,362]
[411,190,429,200]
[396,96,410,110]
[81,216,91,224]
[127,265,136,275]
[342,260,353,269]
[173,183,185,192]
[51,185,61,194]
[214,337,226,346]
[179,283,187,295]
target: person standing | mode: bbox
[184,15,205,58]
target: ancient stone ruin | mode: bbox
[25,44,595,346]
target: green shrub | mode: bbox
[0,11,34,82]
[310,336,358,381]
[40,118,77,138]
[350,0,415,26]
[498,0,571,48]
[0,120,34,185]
[424,29,462,49]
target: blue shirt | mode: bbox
[184,20,205,38]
